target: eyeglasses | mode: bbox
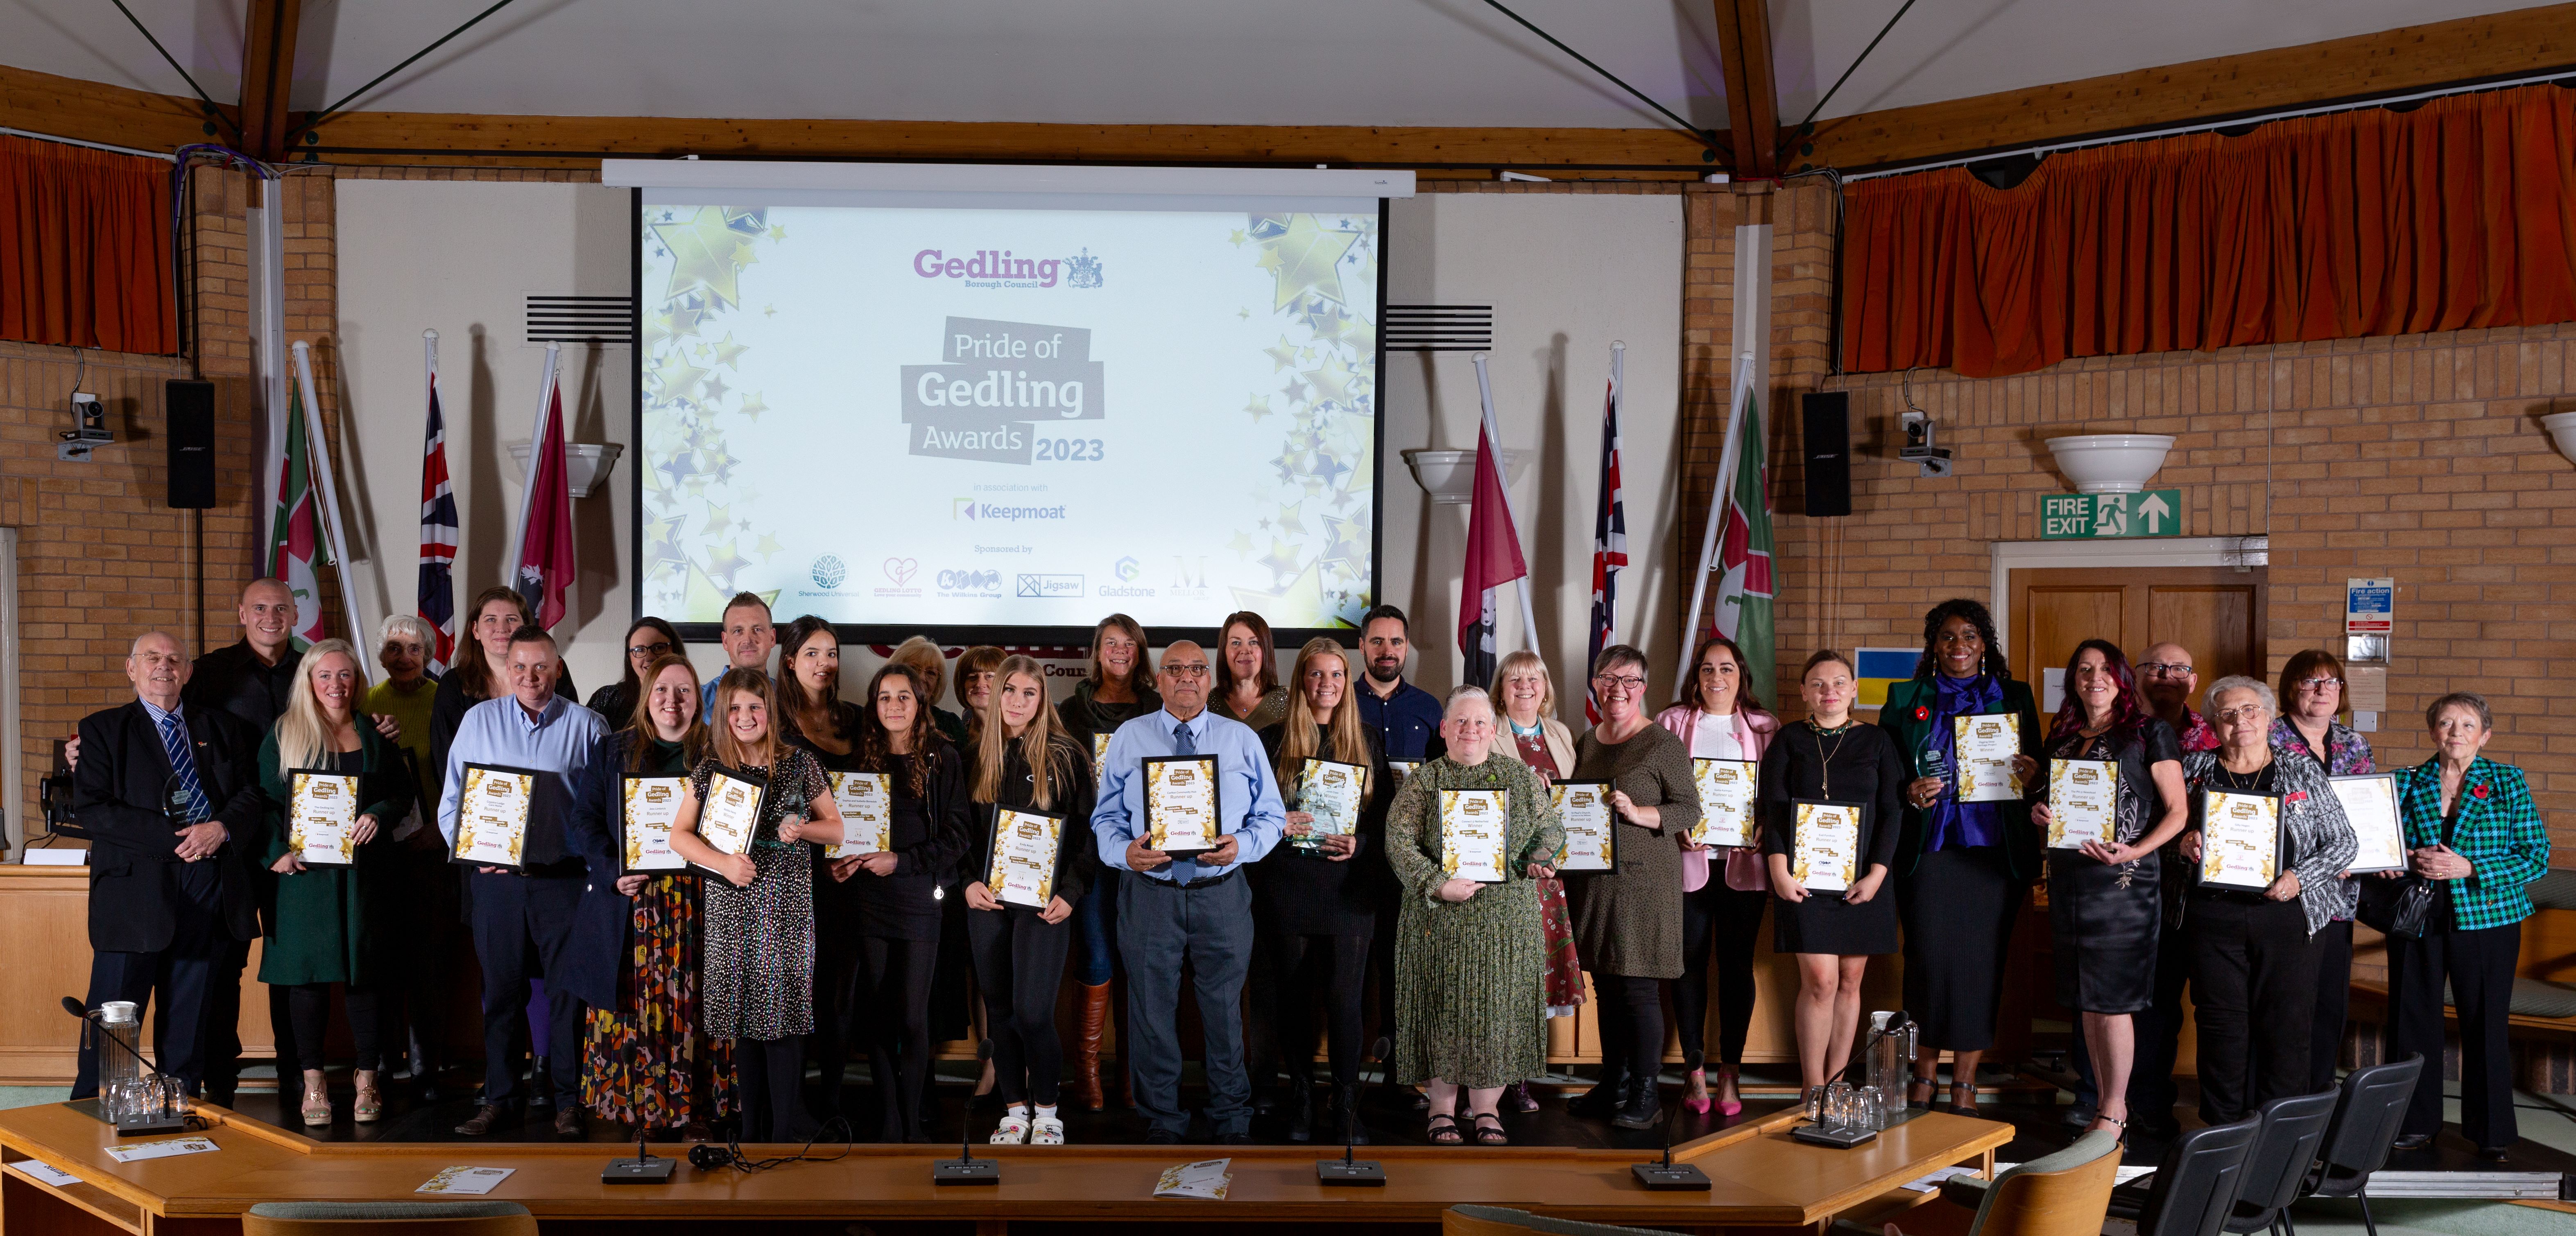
[1163,664,1211,678]
[2297,677,2344,691]
[2137,662,2195,678]
[628,640,673,658]
[2212,705,2270,723]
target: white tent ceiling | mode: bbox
[0,0,2546,133]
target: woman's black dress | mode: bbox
[2039,718,2181,1014]
[1758,721,1906,955]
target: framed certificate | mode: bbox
[1438,788,1509,883]
[1551,780,1614,871]
[620,775,687,874]
[2045,758,2119,849]
[827,770,893,859]
[1388,760,1422,789]
[696,765,769,857]
[1091,733,1113,784]
[1953,714,2024,803]
[2200,790,2284,891]
[1691,758,1759,848]
[451,762,538,869]
[287,769,361,867]
[1791,798,1865,893]
[987,807,1064,907]
[1292,758,1365,853]
[2330,774,2407,874]
[1143,754,1222,857]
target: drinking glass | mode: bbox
[1856,1087,1882,1131]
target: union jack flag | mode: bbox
[1584,358,1628,723]
[418,342,458,673]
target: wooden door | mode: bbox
[2012,567,2266,716]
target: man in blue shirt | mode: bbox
[702,592,776,714]
[1354,604,1445,761]
[437,626,607,1138]
[1092,640,1285,1143]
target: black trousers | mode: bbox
[466,870,584,1108]
[2388,915,2522,1148]
[198,940,299,1104]
[807,909,865,1121]
[383,846,456,1077]
[735,1034,810,1142]
[73,932,227,1098]
[967,905,1076,1107]
[285,984,383,1075]
[2188,893,2318,1125]
[1676,882,1766,1068]
[1268,931,1371,1089]
[2309,918,2354,1094]
[860,934,940,1140]
[1591,974,1665,1089]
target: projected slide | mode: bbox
[636,202,1380,632]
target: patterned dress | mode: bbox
[1510,728,1587,1012]
[1385,753,1565,1089]
[582,738,738,1128]
[696,747,829,1041]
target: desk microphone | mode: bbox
[62,996,186,1136]
[1316,1035,1392,1186]
[1631,1084,1711,1190]
[603,1115,677,1183]
[934,1039,1001,1185]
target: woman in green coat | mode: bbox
[257,638,412,1127]
[1385,687,1563,1147]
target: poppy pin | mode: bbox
[1913,706,1930,721]
[2471,783,2491,800]
[2285,791,2307,803]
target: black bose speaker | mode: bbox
[166,380,216,509]
[1801,391,1852,518]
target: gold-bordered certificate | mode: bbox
[696,765,769,857]
[2330,773,2406,875]
[2046,758,2118,849]
[1387,760,1422,789]
[1091,733,1113,785]
[1144,754,1222,856]
[827,770,892,859]
[2200,790,2283,891]
[988,807,1064,907]
[1792,799,1863,893]
[1292,758,1365,853]
[1551,780,1614,871]
[1954,714,2023,803]
[287,769,360,867]
[452,763,536,869]
[1691,758,1759,848]
[1438,788,1509,884]
[621,775,687,873]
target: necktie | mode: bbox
[157,713,213,824]
[1169,721,1200,881]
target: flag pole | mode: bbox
[290,341,375,649]
[502,342,562,596]
[1605,340,1624,649]
[1470,352,1542,653]
[1680,352,1757,671]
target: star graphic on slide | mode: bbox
[1228,228,1247,247]
[1265,337,1301,373]
[711,333,749,369]
[705,541,750,590]
[642,515,683,566]
[704,504,733,537]
[1302,355,1355,404]
[1275,501,1308,536]
[1242,395,1272,423]
[769,223,788,241]
[652,209,751,308]
[1259,214,1363,310]
[1228,531,1256,558]
[703,374,730,403]
[755,533,784,562]
[1259,538,1305,582]
[654,452,695,492]
[648,351,709,405]
[1233,558,1331,626]
[738,392,769,421]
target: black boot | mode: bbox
[1329,1084,1370,1145]
[1568,1065,1626,1119]
[1286,1079,1314,1143]
[1612,1076,1663,1131]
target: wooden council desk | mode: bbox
[0,1102,2010,1235]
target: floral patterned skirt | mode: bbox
[582,876,737,1128]
[1539,876,1586,1014]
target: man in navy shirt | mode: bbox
[1352,604,1444,762]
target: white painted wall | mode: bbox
[333,181,652,699]
[1382,191,1687,711]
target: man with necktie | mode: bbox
[70,633,265,1098]
[1091,640,1286,1143]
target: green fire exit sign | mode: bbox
[2041,490,2182,540]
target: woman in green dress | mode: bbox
[1386,687,1563,1147]
[256,638,412,1127]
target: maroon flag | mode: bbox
[1456,418,1528,690]
[511,373,576,630]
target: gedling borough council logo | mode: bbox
[1066,249,1104,289]
[810,555,847,589]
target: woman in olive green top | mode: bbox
[1386,687,1562,1146]
[257,639,412,1127]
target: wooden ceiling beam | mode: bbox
[1712,0,1781,179]
[237,0,303,161]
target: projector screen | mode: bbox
[625,165,1392,642]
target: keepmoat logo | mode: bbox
[904,318,1104,465]
[953,498,1069,522]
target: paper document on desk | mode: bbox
[16,1161,79,1186]
[1901,1165,1982,1192]
[1153,1157,1232,1200]
[417,1166,515,1195]
[103,1137,215,1163]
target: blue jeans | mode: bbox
[1077,868,1121,986]
[1119,872,1254,1139]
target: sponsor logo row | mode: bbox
[803,553,1217,601]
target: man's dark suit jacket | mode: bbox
[73,700,266,953]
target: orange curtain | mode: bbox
[1840,85,2576,377]
[1,134,177,354]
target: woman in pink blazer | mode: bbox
[1653,635,1779,1117]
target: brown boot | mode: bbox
[1068,982,1111,1110]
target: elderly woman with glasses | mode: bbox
[1563,645,1701,1132]
[2268,649,2373,1093]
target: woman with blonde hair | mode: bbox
[964,655,1099,1144]
[1489,649,1581,1115]
[889,636,969,746]
[256,639,414,1125]
[667,669,847,1142]
[1253,638,1388,1140]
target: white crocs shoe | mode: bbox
[1030,1111,1065,1145]
[990,1108,1031,1144]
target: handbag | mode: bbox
[2356,874,2436,939]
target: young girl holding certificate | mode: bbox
[565,653,735,1137]
[1758,651,1904,1107]
[774,616,872,1129]
[847,664,974,1142]
[257,639,412,1126]
[964,656,1098,1146]
[1255,638,1390,1142]
[2028,641,2188,1139]
[666,669,847,1143]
